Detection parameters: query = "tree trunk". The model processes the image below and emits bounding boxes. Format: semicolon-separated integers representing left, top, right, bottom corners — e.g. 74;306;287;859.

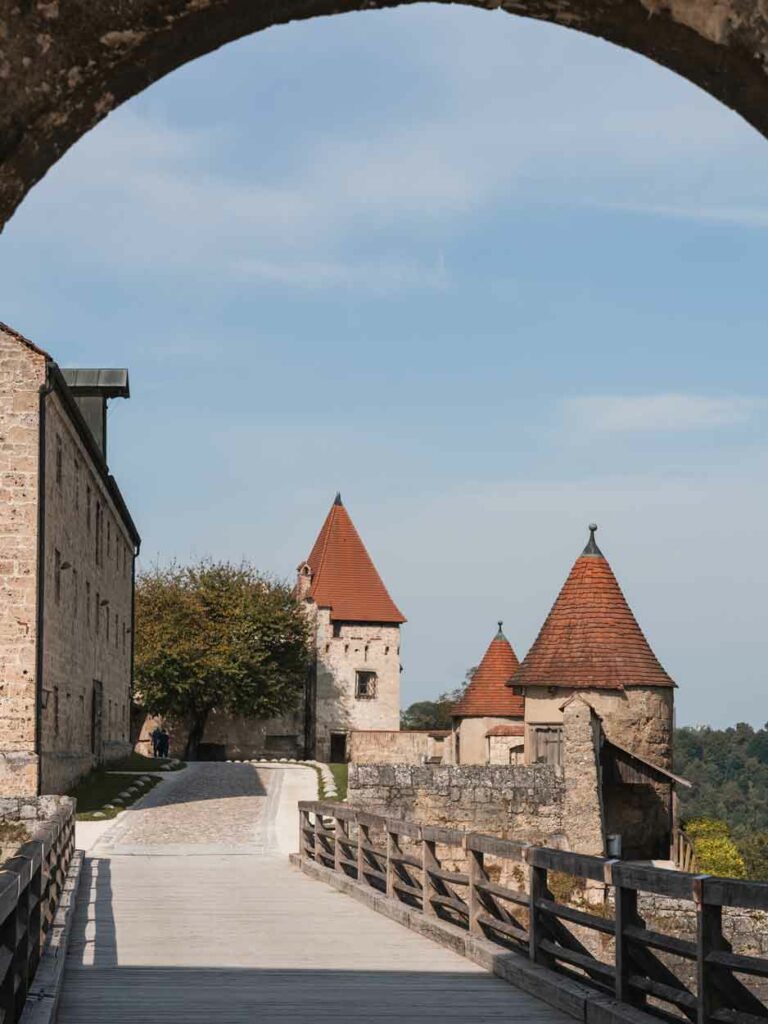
185;708;210;761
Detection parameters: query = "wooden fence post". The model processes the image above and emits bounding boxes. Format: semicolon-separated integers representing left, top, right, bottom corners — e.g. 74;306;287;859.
422;838;438;917
528;853;552;968
696;877;720;1024
468;847;485;936
386;827;397;899
615;880;641;1006
334;813;344;874
298;808;306;859
357;821;368;888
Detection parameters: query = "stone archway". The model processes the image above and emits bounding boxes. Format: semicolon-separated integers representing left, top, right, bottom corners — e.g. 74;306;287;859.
0;0;767;230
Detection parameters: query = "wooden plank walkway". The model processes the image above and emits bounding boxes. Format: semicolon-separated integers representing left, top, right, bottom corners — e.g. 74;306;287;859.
58;764;572;1023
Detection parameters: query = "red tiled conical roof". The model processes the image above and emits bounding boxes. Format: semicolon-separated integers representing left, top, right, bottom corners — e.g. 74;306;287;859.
303;494;405;624
510;526;674;691
451;624;524;717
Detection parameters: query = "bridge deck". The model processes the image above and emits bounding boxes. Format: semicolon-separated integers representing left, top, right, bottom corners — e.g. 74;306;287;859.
58;763;571;1024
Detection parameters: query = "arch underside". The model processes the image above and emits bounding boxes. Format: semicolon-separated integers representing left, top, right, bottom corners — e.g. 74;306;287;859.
0;0;767;229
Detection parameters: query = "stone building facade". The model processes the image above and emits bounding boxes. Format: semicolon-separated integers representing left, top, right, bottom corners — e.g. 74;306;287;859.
136;493;405;763
299;494;404;763
0;322;140;795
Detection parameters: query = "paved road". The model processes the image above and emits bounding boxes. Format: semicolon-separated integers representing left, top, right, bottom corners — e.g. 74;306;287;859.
58;763;571;1023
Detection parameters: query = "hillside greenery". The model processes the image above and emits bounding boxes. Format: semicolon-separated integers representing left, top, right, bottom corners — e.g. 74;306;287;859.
675;722;768;835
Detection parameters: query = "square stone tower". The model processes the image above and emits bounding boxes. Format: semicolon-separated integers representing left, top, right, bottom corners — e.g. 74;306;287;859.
297;494;405;763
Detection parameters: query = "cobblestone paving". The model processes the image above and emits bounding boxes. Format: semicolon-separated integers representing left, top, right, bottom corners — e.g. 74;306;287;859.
95;762;279;853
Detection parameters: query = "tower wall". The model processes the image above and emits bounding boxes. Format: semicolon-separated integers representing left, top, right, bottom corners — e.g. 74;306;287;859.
313;608;400;762
524;685;674;769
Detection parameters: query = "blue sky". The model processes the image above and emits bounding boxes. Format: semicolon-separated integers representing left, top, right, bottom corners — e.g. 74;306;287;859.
1;6;768;727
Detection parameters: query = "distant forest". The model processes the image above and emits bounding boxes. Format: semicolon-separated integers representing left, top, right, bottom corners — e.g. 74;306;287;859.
675;722;768;836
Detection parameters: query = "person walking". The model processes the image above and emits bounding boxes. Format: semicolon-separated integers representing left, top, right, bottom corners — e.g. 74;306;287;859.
159;727;170;759
150;725;162;759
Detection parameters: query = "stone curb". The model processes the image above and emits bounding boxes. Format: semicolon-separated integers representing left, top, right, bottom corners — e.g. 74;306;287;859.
20;849;83;1024
290;854;663;1024
227;758;338;800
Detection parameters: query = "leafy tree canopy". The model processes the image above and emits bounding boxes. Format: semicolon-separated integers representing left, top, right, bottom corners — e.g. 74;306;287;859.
676;721;768;840
135;561;311;758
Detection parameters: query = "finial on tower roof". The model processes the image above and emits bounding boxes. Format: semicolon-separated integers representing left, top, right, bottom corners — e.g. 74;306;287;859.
497;620;504;637
582;522;603;557
333;491;342;506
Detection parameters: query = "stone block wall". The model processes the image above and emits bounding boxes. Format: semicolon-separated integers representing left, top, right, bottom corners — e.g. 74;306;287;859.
348;730;447;765
348;763;566;844
135;707;305;761
313;609;401;761
562;699;605;856
39;390;134;792
0;330;45;795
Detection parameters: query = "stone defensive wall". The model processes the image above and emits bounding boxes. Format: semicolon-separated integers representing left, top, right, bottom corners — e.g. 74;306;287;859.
348;763;566;846
348;730;449;765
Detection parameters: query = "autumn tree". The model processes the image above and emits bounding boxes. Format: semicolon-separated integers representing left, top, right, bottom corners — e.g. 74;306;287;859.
135;561;311;759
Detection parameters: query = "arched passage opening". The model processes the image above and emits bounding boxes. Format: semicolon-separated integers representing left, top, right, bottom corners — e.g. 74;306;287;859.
1;0;768;228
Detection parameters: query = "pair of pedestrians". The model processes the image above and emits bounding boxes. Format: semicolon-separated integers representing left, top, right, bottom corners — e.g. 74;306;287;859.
151;725;171;759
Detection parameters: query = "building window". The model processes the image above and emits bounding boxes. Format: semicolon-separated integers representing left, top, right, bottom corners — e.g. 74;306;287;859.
72;567;78;618
106;607;110;642
86;487;92;532
122;620;126;654
86;580;91;628
531;725;564;766
114;612;118;647
355;671;377;700
54;549;61;604
55;434;62;485
53;686;59;736
95;592;100;634
74;459;80;509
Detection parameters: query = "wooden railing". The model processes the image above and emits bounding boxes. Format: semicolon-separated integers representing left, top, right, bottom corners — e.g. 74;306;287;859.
672;829;698;874
298;801;768;1024
0;801;76;1023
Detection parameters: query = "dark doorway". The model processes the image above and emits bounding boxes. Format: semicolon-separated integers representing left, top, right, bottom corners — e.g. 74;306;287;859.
330;732;347;763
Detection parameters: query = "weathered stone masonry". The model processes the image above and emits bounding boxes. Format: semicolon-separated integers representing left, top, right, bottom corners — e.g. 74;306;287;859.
349;762;566;844
0;323;140;796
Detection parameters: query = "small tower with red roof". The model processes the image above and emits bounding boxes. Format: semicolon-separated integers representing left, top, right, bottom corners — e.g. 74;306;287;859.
450;623;524;765
509;523;675;770
509;524;679;859
298;494;405;763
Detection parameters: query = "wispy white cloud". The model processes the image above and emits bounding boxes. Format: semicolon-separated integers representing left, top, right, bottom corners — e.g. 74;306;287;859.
235;255;447;292
591;201;768;229
564;394;765;433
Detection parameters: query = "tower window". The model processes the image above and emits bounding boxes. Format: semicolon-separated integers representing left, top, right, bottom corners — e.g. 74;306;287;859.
355;671;377;700
332;622;342;638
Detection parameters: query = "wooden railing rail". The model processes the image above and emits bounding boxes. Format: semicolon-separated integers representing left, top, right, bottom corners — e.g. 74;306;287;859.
673;830;698;874
0;801;76;1024
297;801;768;1024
